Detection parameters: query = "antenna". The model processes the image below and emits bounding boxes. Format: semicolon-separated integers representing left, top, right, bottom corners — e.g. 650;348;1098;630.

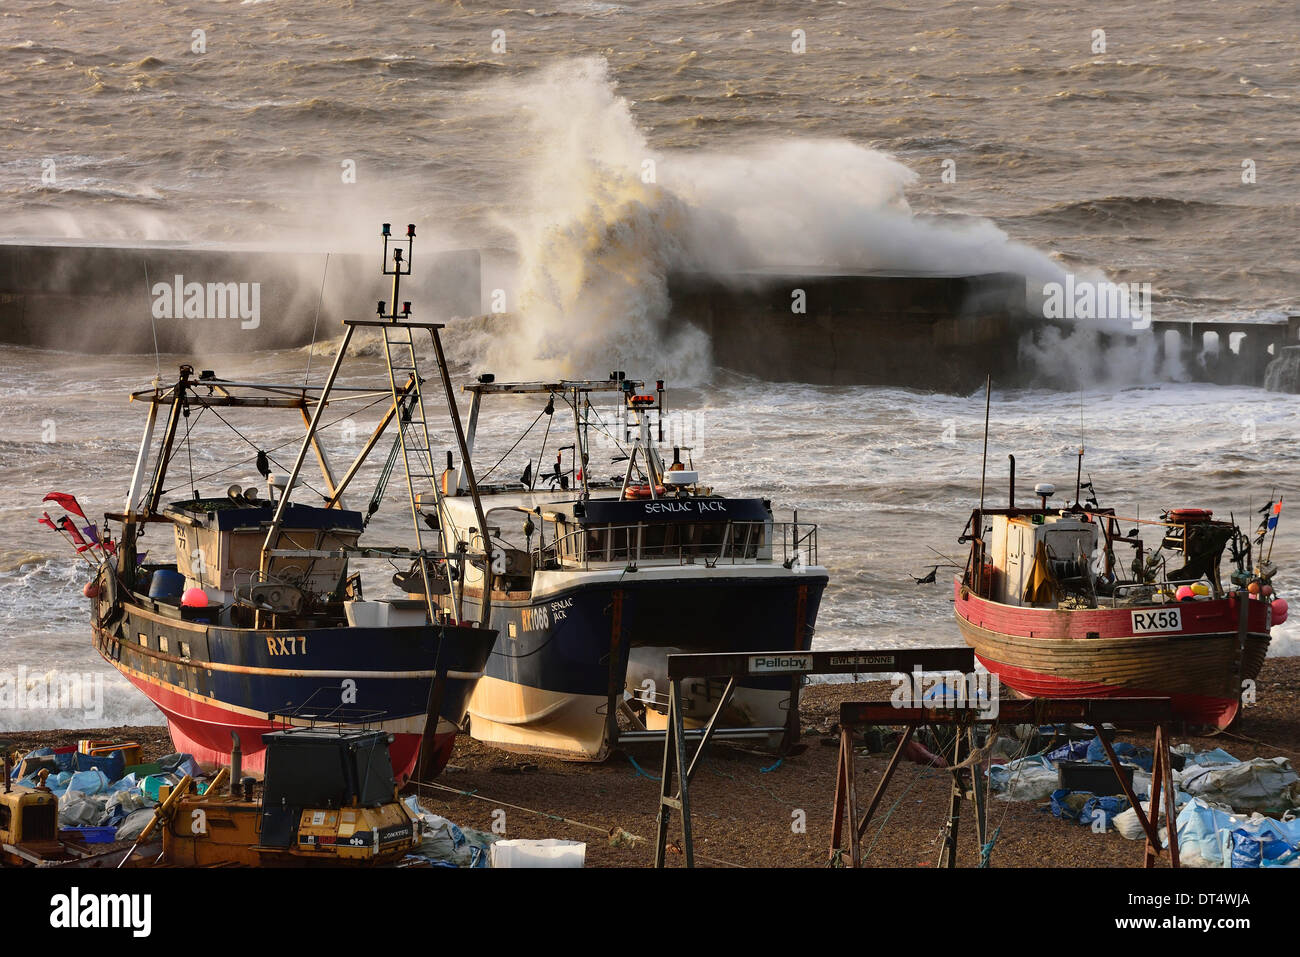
978;374;991;511
378;223;415;323
1074;388;1085;506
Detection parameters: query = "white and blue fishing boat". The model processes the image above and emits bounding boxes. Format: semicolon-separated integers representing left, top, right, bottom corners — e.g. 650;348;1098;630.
404;375;829;759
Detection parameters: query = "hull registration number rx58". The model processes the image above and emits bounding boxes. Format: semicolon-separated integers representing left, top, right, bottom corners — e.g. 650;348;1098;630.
1130;608;1183;634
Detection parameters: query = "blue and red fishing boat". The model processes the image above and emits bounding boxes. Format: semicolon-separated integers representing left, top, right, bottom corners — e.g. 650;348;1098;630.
61;224;500;780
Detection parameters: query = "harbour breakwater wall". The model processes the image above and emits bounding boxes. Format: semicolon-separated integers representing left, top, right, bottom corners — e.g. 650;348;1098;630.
0;240;481;355
0;241;1293;392
667;269;1029;393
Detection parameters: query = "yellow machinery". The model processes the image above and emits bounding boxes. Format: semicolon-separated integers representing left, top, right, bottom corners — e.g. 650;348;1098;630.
0;769;63;866
153;728;422;867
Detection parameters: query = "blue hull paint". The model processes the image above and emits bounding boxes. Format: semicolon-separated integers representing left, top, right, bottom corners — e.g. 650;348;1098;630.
463;574;827;699
103;605;495;727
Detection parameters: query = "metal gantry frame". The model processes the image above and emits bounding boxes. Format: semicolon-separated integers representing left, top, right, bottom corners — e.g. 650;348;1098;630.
652;647;977;868
831;696;1181;869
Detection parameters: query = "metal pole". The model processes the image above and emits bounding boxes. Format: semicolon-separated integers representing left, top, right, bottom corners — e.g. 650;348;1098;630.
427;327;493;626
978;373;991;510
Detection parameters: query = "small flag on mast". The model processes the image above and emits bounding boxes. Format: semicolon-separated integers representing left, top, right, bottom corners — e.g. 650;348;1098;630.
43;492;87;520
57;516;93;552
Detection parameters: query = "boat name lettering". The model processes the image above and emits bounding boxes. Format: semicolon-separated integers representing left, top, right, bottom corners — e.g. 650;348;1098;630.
749;654;812;673
642;500;727;515
521;605;551;632
1130;608;1183;634
266;635;307;656
549;597;574;621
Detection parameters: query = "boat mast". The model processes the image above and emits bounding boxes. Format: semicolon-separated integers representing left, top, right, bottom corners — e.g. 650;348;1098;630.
123;364;191;572
571;386;589;498
425;322;494;626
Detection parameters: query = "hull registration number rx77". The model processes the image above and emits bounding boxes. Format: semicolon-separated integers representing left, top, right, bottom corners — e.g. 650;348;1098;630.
1131;608;1183;634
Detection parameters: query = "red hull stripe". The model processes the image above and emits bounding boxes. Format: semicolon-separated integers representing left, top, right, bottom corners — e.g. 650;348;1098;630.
114;660;449;781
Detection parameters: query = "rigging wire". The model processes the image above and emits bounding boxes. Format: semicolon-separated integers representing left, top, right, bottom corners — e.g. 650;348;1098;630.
477;405;550;482
143;261;160;380
177;391;392;490
303;252;330;389
532;394;556;490
201;404;327;500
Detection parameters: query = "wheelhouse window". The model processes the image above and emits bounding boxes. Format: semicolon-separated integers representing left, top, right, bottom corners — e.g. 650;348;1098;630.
577;521;766;563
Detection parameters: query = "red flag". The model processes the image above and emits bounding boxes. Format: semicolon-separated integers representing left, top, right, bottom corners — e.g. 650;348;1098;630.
43;492;87;520
37;512;59;531
57;516;92;552
102;539;117;556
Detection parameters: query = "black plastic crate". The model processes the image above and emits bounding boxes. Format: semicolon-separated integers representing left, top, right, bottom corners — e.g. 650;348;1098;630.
1057;760;1135;796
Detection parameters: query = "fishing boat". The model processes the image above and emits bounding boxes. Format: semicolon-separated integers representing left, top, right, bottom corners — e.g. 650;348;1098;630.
65;224;499;781
953;454;1284;729
396;374;829;760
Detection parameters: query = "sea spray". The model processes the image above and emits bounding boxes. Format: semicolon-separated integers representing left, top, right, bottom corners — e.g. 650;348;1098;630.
471;58;1088;383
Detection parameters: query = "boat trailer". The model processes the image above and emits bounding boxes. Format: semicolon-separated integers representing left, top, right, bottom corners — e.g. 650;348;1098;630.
652;646;976;867
830;696;1181;869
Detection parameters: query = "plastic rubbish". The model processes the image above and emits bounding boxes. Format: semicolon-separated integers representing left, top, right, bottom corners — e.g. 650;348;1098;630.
1049;790;1130;826
142;772;181;802
157;753;202;778
1222;816;1300;868
1180;758;1300;813
105;786;151;826
990;755;1060;802
58;789;110;828
1085;735;1154;772
1185;747;1238;767
1081;794;1131;828
402;795;497;868
1173;798;1244;867
1045;740;1091;763
114;807;157;842
67;768;111;796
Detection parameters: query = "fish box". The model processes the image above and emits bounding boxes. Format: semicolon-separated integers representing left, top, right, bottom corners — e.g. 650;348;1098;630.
1057;761;1135;796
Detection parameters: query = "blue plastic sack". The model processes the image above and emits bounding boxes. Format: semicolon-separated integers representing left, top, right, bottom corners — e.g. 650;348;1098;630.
1187;747;1238;767
67;768;111;796
1050;789;1088;821
1050;789;1130;826
1085;735;1153;772
1045;740;1091;763
158;752;202;778
1081;794;1131;828
1222;817;1300;868
41;771;74;796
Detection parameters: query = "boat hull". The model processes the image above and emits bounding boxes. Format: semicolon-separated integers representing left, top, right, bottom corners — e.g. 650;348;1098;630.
953;580;1271;728
460;567;828;760
93;597;495;781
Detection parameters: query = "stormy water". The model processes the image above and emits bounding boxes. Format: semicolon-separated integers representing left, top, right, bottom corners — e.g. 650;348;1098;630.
0;0;1297;727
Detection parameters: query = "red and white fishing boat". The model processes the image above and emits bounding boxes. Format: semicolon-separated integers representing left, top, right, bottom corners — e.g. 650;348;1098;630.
953;458;1285;729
